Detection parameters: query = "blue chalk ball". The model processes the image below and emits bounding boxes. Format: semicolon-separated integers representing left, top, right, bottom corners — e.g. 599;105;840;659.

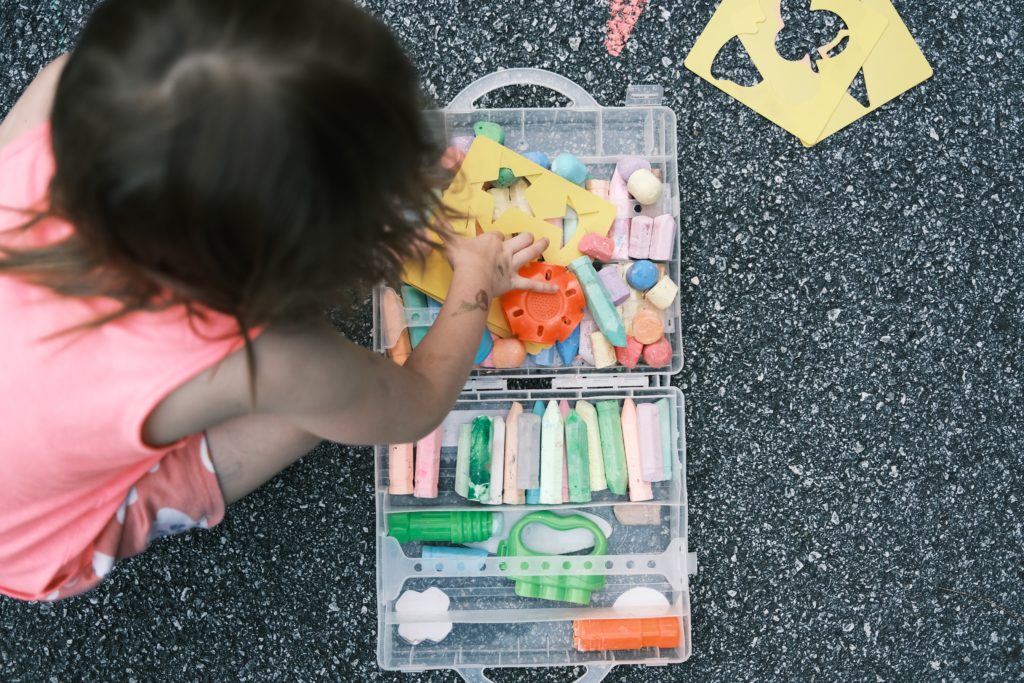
550;152;588;186
626;260;659;291
523;151;551;169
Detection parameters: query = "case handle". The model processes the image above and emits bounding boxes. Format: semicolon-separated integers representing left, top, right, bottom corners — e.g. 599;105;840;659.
456;664;614;683
448;68;600;110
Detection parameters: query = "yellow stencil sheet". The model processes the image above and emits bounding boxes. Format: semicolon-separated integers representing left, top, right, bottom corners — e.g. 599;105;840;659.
684;0;889;143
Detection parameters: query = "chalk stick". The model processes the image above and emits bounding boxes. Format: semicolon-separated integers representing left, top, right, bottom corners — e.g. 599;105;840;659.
586;178;610;199
595;400;628;495
525;401;545;504
620;399;653;501
474;330;494;365
569;256;627;347
539;401;565;505
413;426;442;498
489;186;512;220
400;285;430;348
559;400;571;503
578;317;596;365
628;216;654;260
467;416;492;502
563;207;579;246
556;324;581;366
591;331;617;369
382;288;412;365
598;266;630;305
565;411;592;503
609;171;631;260
388;443;414;495
656;398;673;480
423;545;488;559
516;413;541;490
508;179;531;213
455;423;471;498
489;416;505;504
649;214;676;261
503;402;525;504
574;400;607;492
530;345;558;367
637;403;666;482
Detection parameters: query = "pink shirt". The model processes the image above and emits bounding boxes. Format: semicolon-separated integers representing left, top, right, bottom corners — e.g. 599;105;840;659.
0;123;245;600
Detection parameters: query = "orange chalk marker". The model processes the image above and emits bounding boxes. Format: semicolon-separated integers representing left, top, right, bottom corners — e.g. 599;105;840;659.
573;617;681;652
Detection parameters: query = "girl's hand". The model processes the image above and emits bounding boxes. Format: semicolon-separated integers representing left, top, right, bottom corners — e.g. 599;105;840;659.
444;232;557;298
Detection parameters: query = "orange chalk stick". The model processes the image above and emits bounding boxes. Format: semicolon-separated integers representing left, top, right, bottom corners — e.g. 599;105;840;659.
573;617;681;652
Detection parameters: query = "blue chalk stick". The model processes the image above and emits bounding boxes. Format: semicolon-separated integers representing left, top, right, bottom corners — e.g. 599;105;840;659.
526;400;546;504
626;260;659;291
400;286;430;348
423;546;489;559
556;325;581;366
529;346;557;367
475;330;494;365
523;151;551;169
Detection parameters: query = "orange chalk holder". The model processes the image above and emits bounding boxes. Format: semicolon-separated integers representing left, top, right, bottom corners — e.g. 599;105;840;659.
573;617;681;652
500;262;585;345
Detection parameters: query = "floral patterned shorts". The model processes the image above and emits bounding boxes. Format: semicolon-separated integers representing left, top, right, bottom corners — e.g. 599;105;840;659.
45;434;225;601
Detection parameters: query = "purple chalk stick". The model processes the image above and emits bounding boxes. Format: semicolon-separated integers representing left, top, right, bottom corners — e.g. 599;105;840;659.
598;266;630;305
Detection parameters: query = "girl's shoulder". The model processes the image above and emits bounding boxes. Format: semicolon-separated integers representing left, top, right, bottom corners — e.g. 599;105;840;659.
0;121;60;240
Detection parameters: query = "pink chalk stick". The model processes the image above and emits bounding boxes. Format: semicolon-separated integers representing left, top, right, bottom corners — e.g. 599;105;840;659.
586;179;610;199
649;214;676;261
620;399;653;501
413;428;442;498
559;400;571;503
629;215;654;260
614;336;643;369
610;217;631;261
579;233;615;262
642;337;672;368
609;169;630;202
389;443;415;495
598;266;630;305
637;403;666;482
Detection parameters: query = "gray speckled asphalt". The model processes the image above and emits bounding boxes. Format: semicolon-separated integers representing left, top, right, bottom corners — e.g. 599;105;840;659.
2;0;1022;681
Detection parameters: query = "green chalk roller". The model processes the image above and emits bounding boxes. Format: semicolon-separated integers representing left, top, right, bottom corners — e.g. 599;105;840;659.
388;511;502;544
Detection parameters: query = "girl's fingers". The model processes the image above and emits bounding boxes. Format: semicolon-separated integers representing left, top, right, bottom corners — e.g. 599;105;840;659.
510;236;550;270
503;231;535;254
512;275;560;294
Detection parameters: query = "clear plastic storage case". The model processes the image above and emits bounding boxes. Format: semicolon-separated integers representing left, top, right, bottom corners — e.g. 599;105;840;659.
372;69;694;683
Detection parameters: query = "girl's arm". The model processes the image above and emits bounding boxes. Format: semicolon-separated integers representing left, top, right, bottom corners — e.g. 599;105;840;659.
0;55;67;152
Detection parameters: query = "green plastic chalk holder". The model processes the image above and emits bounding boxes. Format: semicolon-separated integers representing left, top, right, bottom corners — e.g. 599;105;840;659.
496;511;608;605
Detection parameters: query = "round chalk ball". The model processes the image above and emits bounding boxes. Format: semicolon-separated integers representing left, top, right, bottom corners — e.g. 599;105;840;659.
551;152;588;186
615;156;651;183
523;151;551;169
494;167;518;188
473;121;505;144
642;337;672;368
492;338;527;368
626;260;659;291
626;168;662;206
631;309;665;345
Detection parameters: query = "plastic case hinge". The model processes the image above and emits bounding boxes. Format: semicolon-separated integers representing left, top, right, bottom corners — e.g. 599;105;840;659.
550;374;651;390
462;377;508;392
624;84;664;107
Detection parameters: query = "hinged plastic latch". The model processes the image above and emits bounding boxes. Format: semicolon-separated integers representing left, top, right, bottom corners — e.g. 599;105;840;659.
625;84;664;107
463;377;508;392
551;374;651;390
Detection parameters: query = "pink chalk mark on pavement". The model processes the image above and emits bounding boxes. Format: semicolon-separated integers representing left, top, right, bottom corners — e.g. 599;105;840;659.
605;0;648;57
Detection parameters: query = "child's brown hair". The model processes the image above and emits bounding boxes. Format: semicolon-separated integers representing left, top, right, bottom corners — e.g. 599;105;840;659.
1;0;441;335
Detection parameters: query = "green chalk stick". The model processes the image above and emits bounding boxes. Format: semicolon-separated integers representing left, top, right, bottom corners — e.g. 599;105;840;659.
565;411;592;503
595;400;628;495
575;400;606;492
400;285;429;348
539;401;564;505
656;398;673;480
455;423;471;498
468;416;493;502
568;256;627;347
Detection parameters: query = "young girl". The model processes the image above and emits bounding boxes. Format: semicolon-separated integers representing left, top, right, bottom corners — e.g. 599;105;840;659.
0;0;551;601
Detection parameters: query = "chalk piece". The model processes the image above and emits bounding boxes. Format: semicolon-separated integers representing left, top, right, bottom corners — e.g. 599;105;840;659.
400;285;430;348
585;178;609;199
656;398;673;480
563;207;579;246
591;331;618;369
493;338;527;368
642;337;673;368
413;426;442;499
645;276;679;310
381;288;412;365
488;416;505;504
516;413;542;492
559;400;571;503
551;152;588;186
565;411;592;503
578;317;597;365
579;233;615;262
503;403;526;504
649;214;676;261
632;308;665;345
618;299;642;336
596;400;628;495
526;400;546;504
598;266;630;305
626;168;662;206
575;401;607;492
488;186;512;220
620;399;653;501
569;256;627;347
494;167;518;188
395;588;452;645
615;156;651;183
474;330;494;365
626;259;659;292
450;135;474;153
388;443;414;495
539;401;565;504
455;423;472;498
468;416;493;502
423;545;488;559
608;171;631;260
473;121;505;144
556;324;581;366
637;403;666;482
613;504;663;526
530;345;558;367
609;169;630;201
628;216;654;260
508;179;531;213
614;336;643;369
523;151;550;169
610;217;630;261
441;146;465;172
